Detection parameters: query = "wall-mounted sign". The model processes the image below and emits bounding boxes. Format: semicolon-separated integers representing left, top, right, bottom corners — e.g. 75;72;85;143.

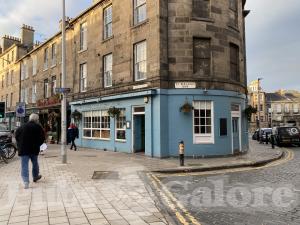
16;102;26;117
133;84;148;90
175;82;196;89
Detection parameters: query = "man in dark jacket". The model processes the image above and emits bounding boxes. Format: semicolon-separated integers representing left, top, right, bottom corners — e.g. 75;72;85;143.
15;113;45;189
67;123;79;151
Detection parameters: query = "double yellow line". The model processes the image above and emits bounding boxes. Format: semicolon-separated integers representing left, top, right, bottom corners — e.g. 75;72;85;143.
148;149;294;225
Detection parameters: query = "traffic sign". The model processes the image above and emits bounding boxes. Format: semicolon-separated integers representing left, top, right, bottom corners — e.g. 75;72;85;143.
16;102;26;117
55;88;71;93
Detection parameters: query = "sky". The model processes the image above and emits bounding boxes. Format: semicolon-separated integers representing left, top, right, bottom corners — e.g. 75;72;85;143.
0;0;299;92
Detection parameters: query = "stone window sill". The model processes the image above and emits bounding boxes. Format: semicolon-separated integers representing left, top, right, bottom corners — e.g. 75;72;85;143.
131;19;149;29
78;48;88;54
191;17;215;23
102;35;114;44
227;24;240;32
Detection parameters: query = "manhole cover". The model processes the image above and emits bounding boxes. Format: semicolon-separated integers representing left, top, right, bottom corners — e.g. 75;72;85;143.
92;171;119;180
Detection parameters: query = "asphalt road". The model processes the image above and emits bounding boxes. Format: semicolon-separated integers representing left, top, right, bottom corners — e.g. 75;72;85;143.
157;146;300;225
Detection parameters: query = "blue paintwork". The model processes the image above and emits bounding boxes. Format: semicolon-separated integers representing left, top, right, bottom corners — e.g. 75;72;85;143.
71;88;249;158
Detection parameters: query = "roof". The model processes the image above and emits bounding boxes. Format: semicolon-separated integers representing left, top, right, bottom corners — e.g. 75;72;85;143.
266;92;300;103
18;0;106;62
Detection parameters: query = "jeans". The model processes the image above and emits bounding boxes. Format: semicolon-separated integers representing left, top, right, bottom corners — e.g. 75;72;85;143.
70;138;77;150
20;155;39;183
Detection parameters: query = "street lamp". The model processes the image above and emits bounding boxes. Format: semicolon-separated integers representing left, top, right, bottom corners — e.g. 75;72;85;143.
61;0;67;163
257;78;263;142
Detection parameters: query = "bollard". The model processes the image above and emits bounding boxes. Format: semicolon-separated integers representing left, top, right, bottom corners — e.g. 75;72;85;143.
271;135;275;149
179;141;185;166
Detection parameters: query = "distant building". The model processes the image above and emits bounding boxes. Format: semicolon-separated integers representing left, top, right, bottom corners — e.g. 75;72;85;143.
266;90;300;127
0;25;34;129
248;80;268;133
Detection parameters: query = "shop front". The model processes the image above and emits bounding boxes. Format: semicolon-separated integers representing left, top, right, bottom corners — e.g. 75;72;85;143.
71;89;249;158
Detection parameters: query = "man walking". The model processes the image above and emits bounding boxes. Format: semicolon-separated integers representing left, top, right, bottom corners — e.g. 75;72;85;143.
15;113;45;189
67;123;79;151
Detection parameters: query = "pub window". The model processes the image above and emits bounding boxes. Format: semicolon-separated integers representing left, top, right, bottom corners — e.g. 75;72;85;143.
193;101;214;144
83;111;111;140
230;43;240;82
193;38;211;76
193;0;210;18
116;110;126;141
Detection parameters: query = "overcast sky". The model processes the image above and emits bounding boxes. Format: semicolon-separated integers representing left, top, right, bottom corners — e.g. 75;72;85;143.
0;0;299;92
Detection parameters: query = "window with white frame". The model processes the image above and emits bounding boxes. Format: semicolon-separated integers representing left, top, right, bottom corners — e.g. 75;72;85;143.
83;111;110;139
21;61;26;80
80;63;87;92
32;83;37;104
193;101;214;144
32;55;37;75
276;104;282;113
51;76;56;96
44;48;49;70
293;104;299;113
103;5;113;39
51;43;57;66
44;79;49;98
116;110;126;141
80;22;87;50
134;0;147;25
285;104;290;113
104;53;112;87
134;41;147;81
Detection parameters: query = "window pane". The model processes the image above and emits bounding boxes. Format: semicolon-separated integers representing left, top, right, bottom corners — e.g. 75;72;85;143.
194;126;200;134
92;130;101;138
117;130;126;140
101;130;110;139
200;110;205;117
194;109;200;117
200;126;206;134
83;130;91;137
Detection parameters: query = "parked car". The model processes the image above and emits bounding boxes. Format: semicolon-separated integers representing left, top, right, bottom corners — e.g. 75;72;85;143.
0;124;13;145
261;128;272;142
252;128;272;142
273;126;300;147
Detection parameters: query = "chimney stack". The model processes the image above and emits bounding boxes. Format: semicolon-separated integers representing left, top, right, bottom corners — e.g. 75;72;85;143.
1;35;21;52
20;24;34;50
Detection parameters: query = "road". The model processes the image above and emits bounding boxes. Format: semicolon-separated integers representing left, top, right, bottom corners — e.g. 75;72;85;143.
155;146;300;225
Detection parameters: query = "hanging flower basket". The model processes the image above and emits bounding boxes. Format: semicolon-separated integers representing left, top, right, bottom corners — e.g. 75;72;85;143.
244;105;257;121
180;101;194;113
108;107;121;118
71;110;82;122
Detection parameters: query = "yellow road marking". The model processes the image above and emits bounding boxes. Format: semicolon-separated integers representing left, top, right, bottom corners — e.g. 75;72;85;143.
148;149;294;225
149;173;202;225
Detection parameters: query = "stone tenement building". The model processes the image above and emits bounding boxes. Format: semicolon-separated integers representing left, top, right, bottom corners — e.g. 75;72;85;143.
4;0;249;157
0;25;33;128
248;80;269;133
266;90;300;127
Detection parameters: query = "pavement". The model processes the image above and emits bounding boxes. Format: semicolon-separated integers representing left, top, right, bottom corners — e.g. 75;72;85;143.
0;140;284;225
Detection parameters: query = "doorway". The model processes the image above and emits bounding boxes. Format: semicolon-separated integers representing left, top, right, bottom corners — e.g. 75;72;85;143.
232;117;240;153
133;107;145;153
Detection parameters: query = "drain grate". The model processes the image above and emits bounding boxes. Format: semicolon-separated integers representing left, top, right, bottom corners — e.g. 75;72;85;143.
92;171;119;180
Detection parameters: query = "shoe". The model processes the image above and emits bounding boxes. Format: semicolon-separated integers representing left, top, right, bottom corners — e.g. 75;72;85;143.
33;175;42;182
24;182;29;189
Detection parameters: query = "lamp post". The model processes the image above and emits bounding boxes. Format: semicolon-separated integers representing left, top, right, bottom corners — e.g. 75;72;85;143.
61;0;67;163
257;78;263;142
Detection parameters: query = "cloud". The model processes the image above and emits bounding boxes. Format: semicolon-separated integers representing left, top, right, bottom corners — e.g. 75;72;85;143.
245;0;300;91
0;0;91;40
